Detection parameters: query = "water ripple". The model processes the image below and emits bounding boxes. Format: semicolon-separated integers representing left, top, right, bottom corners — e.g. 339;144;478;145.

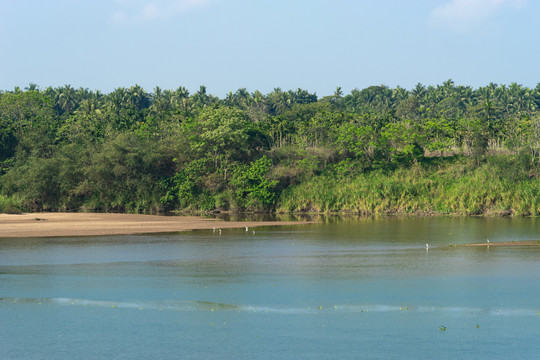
1;297;538;316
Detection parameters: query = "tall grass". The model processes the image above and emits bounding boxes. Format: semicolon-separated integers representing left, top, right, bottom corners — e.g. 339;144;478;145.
277;160;540;216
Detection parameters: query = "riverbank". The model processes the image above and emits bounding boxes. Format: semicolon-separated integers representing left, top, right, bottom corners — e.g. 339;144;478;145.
0;213;316;238
1;156;538;217
277;161;539;216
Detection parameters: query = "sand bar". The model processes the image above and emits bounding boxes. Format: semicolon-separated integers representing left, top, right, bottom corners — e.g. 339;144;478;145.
0;213;316;238
463;240;540;247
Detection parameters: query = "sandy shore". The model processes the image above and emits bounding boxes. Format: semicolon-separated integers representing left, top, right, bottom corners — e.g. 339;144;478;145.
0;213;316;238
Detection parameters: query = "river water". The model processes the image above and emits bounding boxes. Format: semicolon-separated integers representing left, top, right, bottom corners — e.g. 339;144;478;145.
1;217;539;359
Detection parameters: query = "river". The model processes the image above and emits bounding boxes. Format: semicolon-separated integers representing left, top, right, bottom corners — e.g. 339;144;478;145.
1;216;539;359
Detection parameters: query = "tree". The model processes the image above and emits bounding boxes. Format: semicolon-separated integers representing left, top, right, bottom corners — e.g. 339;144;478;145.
56;85;78;115
522;114;540;164
0;124;17;173
231;156;277;207
191;107;252;169
457;116;483;155
81;134;171;212
126;84;150;110
161;158;207;209
422;117;455;157
378;121;423;165
336;121;376;165
191;85;218;109
267;88;292;115
0;91;55;138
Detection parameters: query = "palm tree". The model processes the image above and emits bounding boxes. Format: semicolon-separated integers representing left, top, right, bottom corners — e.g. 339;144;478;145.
152;86;163;102
170;86;191;114
191;85;212;108
439;79;455;98
25;83;39;92
57;85;78;114
77;98;99;115
104;87;127;115
150;86;169;116
175;86;190;99
424;85;442;108
412;83;426;100
288;88;317;105
393;86;410;103
453;85;474;112
126;84;149;110
267;88;291;115
234;88;251;107
252;90;265;105
223;91;235;106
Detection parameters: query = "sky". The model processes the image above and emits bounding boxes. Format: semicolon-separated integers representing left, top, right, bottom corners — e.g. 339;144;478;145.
1;0;539;97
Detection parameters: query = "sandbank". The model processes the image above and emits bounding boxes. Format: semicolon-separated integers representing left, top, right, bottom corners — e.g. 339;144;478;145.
0;213;316;238
463;240;540;247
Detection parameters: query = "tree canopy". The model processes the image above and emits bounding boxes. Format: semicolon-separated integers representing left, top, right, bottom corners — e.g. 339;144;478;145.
1;81;539;215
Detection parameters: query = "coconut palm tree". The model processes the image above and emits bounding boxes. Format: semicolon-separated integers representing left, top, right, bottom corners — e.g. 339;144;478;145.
126;84;149;110
150;86;169;116
57;85;78;114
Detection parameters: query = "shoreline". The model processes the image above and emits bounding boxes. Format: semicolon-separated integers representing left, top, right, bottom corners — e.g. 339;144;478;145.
0;213;317;238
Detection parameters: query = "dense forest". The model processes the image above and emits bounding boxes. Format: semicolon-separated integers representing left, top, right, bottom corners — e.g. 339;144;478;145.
1;81;539;216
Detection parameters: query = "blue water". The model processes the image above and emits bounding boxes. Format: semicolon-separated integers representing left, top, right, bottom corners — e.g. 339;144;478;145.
1;217;539;359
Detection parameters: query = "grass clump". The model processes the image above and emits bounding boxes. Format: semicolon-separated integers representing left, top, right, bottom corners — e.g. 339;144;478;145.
277;157;540;216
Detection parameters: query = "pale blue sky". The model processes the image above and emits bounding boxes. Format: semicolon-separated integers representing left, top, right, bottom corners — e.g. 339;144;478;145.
1;0;539;96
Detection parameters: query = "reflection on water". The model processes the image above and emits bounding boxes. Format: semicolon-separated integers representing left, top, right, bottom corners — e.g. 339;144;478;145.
1;217;539;360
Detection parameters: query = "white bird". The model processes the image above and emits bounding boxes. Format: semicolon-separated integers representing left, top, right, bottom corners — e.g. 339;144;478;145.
212;227;216;233
252;230;255;235
219;229;222;235
245;226;249;231
487;239;490;243
425;243;429;250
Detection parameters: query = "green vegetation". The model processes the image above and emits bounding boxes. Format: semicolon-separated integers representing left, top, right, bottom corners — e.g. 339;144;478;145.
278;158;539;216
1;81;539;216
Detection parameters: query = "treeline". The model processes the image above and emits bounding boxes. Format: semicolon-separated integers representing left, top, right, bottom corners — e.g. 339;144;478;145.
0;81;539;215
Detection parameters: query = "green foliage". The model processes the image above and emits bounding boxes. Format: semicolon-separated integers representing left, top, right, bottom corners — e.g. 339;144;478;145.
162;159;208;209
337;122;376;163
191;107;252;166
0;194;24;213
1;82;539;215
0;91;56;136
422;117;455;155
278;159;539;216
232;156;277;208
0;126;17;163
84;134;170;212
2;155;63;210
377;121;423;166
